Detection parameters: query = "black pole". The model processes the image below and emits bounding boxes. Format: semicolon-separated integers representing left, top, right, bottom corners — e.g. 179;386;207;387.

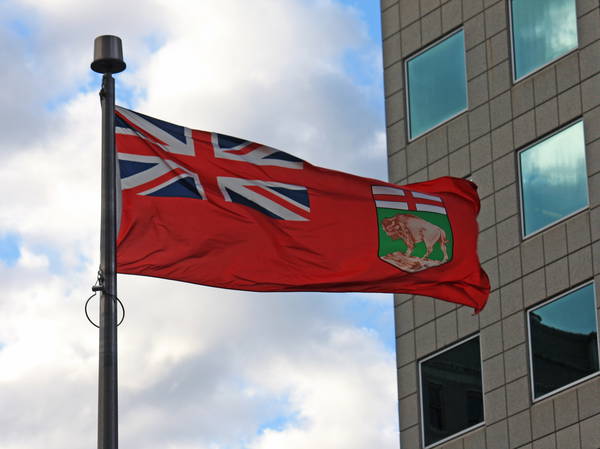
91;35;126;449
98;72;118;449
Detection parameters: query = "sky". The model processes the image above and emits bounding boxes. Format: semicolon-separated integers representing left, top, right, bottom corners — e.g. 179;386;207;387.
0;1;399;448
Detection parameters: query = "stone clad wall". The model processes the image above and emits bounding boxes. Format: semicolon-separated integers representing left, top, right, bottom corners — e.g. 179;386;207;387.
380;0;600;448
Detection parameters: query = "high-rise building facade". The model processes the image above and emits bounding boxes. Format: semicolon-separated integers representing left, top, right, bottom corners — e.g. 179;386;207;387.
380;0;600;448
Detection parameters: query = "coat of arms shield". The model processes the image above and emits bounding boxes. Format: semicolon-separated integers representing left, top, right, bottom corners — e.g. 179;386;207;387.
372;185;454;273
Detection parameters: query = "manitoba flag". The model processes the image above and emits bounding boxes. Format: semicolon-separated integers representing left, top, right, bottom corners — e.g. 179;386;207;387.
115;107;490;311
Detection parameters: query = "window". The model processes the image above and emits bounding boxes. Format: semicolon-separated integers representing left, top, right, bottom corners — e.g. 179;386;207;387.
528;282;599;400
518;120;589;237
419;335;484;447
428;382;444;430
510;0;578;80
406;29;467;140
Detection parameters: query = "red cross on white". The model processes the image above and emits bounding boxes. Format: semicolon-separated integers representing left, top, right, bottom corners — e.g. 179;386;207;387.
371;185;447;215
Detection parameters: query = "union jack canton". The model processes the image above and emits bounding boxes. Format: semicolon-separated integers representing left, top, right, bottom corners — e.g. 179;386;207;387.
115;106;311;221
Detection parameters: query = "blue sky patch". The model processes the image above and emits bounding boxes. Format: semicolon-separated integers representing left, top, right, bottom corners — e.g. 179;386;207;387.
339;294;395;352
257;408;300;434
44;83;94;112
0;232;21;266
143;33;166;53
338;0;382;42
6;17;33;39
337;0;385;109
30;243;64;274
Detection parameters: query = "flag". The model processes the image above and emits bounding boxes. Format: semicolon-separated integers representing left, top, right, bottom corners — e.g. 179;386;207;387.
115;107;490;311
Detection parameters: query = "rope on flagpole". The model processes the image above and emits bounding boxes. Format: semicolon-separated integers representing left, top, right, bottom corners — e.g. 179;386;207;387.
85;270;125;328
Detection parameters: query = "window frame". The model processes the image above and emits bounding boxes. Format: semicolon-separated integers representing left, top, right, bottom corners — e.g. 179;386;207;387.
404;27;469;142
508;0;579;83
418;334;485;448
517;119;590;239
527;280;600;403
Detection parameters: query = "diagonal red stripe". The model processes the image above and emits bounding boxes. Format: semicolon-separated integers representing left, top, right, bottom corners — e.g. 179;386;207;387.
246;185;310;220
127;168;190;195
222;142;262;155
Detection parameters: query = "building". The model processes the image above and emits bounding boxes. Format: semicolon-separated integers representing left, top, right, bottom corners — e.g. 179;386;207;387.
380;0;600;448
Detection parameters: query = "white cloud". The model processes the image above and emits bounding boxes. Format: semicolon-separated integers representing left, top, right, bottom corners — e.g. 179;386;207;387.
246;327;398;449
128;0;385;178
0;1;395;448
0;92;100;270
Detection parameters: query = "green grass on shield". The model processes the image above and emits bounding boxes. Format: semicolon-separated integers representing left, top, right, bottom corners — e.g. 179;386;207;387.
376;208;454;261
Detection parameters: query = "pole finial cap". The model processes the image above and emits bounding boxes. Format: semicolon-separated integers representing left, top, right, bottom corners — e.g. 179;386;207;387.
91;35;126;74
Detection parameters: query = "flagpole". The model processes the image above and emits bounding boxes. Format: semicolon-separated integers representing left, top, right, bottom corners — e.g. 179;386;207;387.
91;35;126;449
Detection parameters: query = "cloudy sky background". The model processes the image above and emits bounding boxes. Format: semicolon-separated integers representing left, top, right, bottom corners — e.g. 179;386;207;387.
0;1;399;448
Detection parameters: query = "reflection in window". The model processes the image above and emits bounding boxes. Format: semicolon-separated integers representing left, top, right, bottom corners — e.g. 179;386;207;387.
420;336;483;447
510;0;578;80
406;30;467;140
529;282;599;400
519;121;589;237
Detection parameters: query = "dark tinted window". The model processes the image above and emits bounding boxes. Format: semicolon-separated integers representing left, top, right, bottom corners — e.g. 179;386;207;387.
529;283;599;399
420;336;483;446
